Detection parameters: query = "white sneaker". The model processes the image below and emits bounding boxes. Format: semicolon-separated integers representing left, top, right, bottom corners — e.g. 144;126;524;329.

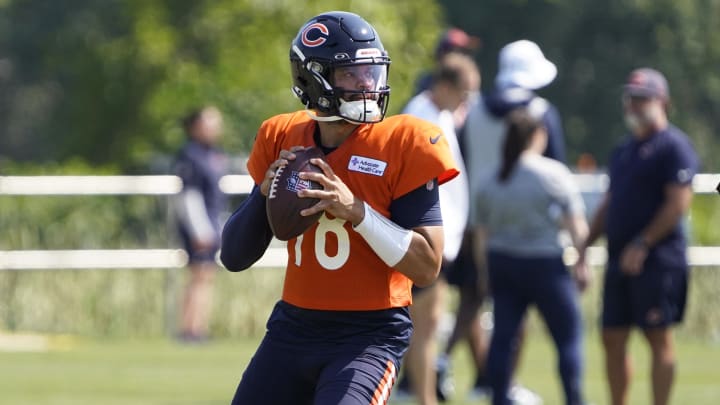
509;384;543;405
435;356;455;402
467;385;492;402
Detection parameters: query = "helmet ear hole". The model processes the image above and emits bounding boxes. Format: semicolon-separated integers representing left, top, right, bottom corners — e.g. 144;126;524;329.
308;61;324;74
318;97;331;108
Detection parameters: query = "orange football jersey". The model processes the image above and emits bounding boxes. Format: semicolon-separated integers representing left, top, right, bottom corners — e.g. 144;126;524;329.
246;111;459;310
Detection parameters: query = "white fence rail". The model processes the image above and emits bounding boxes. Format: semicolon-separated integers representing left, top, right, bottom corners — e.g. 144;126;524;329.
1;174;719;271
2;173;718;195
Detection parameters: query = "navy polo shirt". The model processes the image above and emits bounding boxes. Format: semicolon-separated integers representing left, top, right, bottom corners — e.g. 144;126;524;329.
174;140;229;233
605;125;699;267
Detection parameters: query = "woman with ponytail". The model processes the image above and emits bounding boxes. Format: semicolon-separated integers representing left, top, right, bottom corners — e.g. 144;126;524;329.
472;108;591;405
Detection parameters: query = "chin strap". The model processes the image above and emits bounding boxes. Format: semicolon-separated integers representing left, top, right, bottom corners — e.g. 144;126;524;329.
304;109;344;122
339;99;382;123
304;99;382;124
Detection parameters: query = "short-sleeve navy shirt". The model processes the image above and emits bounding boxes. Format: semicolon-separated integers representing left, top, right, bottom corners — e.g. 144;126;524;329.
174;140;229;233
606;125;699;267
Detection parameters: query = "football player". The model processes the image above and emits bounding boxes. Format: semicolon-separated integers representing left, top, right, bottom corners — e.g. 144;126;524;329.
220;11;459;405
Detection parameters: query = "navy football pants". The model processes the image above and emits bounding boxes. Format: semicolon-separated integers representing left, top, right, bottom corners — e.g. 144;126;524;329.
486;251;584;405
231;301;409;405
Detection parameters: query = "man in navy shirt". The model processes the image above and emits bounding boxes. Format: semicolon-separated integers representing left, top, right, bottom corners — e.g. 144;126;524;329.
173;106;228;342
577;68;699;405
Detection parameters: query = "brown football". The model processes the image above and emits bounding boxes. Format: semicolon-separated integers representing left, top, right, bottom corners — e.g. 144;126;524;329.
266;146;325;241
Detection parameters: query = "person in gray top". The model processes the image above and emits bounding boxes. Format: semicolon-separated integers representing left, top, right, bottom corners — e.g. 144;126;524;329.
473;108;590;405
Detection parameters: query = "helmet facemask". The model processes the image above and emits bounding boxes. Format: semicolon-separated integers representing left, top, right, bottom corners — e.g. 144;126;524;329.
331;62;390;123
292;50;390;124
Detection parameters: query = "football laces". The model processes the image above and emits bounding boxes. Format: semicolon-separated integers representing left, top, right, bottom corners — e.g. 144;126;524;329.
268;165;285;199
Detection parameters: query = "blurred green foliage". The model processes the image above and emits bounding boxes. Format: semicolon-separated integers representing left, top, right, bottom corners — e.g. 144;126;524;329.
690;195;720;245
0;0;442;169
443;0;720;169
2;264;720;340
1;1;718;170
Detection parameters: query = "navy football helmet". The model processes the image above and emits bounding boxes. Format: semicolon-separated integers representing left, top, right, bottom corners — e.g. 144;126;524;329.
290;11;391;124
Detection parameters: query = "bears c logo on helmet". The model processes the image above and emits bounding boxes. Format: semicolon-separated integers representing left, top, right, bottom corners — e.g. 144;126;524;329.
301;23;329;47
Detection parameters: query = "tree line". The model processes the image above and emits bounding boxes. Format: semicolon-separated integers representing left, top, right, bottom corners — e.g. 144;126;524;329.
1;0;718;171
444;0;720;169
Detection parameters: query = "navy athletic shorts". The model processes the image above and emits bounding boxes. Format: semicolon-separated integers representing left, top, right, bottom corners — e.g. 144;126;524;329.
602;259;688;329
231;301;412;405
412;231;486;296
178;226;219;264
445;242;479;288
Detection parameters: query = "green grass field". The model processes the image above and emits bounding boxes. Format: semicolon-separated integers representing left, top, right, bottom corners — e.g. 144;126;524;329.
1;330;719;405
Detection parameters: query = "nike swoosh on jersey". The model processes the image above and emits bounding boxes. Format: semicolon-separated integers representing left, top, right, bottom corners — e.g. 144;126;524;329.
429;134;443;144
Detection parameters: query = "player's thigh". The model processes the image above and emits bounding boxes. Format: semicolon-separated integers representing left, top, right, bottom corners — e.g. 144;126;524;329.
231;335;315;405
409;280;446;334
630;266;688;328
315;350;399;405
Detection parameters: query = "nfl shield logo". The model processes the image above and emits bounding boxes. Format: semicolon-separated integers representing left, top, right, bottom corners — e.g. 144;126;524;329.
286;171;312;193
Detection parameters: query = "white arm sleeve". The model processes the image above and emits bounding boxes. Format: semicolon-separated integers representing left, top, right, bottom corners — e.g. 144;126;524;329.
173;188;216;242
353;202;413;267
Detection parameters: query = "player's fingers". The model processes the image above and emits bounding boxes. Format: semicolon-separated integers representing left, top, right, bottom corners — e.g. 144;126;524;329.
300;200;328;217
278;149;297;161
574;265;590;292
619;250;631;273
297;188;333;200
624;259;640;275
310;158;335;177
298;171;330;187
277;145;306;160
620;260;632;275
266;159;289;179
260;159;289;196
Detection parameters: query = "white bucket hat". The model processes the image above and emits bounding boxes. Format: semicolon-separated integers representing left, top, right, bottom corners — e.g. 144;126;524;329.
495;40;557;90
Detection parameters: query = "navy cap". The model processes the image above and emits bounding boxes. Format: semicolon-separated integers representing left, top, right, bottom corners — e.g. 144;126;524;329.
435;28;480;59
623;68;669;100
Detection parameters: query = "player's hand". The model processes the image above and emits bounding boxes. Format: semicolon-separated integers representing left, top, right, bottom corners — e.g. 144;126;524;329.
620;243;648;275
572;260;592;293
259;146;306;197
571;246;592;292
297;158;365;225
192;238;216;253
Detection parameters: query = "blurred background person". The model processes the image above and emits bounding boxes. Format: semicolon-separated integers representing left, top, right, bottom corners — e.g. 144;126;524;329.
412;28;481;97
408;27;481;135
465;39;565;184
474;108;590;405
173;106;228;342
461;38;567;404
576;68;700;405
395;52;479;405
